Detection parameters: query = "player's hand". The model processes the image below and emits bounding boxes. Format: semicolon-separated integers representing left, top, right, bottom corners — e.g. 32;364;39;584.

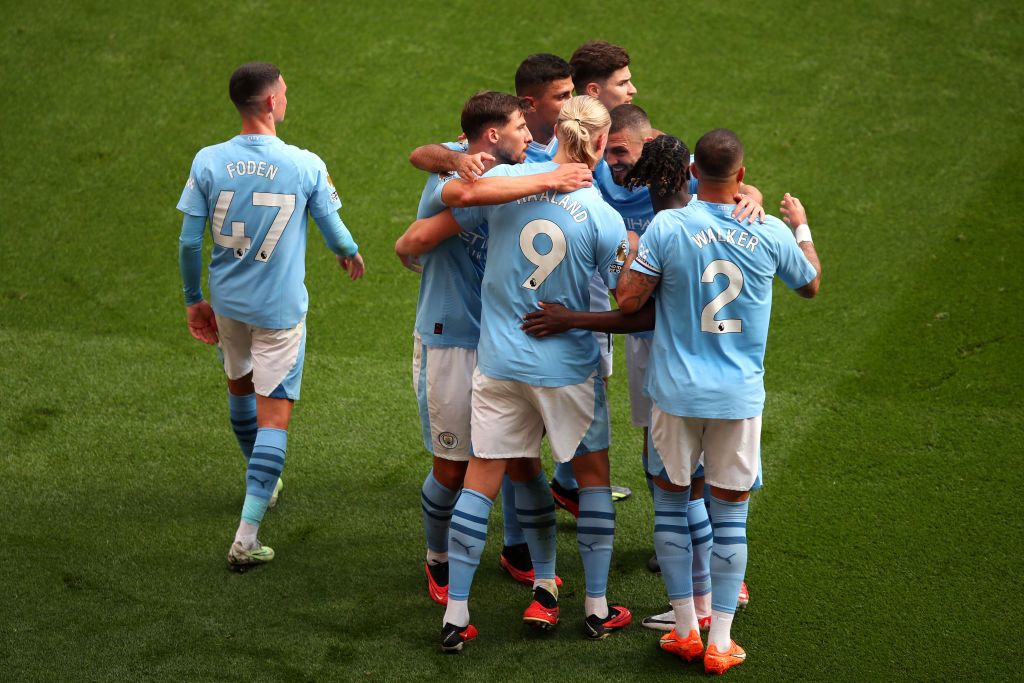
780;193;808;229
186;301;218;345
456;152;495;182
337;252;365;280
548;163;593;193
732;193;765;224
521;301;574;337
398;252;422;274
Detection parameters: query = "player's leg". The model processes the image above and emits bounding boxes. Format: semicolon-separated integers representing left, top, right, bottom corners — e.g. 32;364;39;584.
507;458;560;630
442;455;505;652
224;317;305;569
227;375;257;462
646;406;704;661
413;337;473;604
687;473;714;629
702;416;760;675
441;371;544;650
539;373;630;638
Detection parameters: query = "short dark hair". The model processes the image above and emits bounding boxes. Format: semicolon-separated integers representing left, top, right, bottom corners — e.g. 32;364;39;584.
625;134;691;197
514;53;573;96
229;62;281;114
570;41;630;91
460;91;529;141
694;128;744;181
609;103;649;135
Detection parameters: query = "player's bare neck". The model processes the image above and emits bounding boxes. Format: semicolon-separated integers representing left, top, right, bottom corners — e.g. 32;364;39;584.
697;183;739;204
240;115;277;137
526;119;554;147
653;191;690;213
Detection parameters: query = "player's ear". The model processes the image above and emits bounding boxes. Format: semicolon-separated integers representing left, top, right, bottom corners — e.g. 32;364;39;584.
585;82;601;99
736;166;745;183
487;127;500;144
521;95;537;112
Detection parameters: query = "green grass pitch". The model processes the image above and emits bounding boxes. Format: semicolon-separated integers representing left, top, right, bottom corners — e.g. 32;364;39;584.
2;1;1022;680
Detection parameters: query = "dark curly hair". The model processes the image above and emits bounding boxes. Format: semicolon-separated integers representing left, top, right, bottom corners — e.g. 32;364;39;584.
624;134;690;198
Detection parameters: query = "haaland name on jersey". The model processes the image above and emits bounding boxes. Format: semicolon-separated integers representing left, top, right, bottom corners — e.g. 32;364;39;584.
516;190;590;223
690;225;761;252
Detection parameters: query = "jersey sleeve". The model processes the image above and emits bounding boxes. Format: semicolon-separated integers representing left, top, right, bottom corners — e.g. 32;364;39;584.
774;226;818;289
306;152;343;219
450;163;512;230
176;152;209;217
632;219;663;276
595;206;629;290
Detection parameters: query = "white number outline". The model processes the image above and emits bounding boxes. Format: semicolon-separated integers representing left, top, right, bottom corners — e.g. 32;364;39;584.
209;191;297;262
700;259;744;334
519;218;567;290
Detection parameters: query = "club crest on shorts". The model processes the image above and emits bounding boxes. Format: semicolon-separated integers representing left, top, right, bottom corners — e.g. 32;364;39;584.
438;432;460;449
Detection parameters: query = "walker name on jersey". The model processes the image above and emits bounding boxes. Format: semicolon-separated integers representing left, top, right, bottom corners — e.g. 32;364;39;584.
515;190;589;223
690;226;760;253
224;160;280;181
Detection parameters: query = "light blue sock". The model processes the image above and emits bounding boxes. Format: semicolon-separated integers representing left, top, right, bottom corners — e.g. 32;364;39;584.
241;427;286;525
501;475;526;546
652;485;693;600
553;461;578;490
513;473;557;580
688;498;713;598
448;489;493;602
421;472;458;554
709;496;749;614
577;486;614;598
227;391;257;461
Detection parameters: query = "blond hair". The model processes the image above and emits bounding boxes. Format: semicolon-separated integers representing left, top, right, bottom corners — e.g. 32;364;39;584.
555;95;611;167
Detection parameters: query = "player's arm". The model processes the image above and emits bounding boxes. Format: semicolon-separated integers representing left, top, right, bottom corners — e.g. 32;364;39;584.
522;299;655;337
395;208;463;257
441;163;592;207
408;143;494;181
779;193;821;298
178;213;218;345
313;211;364;281
733;182;766;224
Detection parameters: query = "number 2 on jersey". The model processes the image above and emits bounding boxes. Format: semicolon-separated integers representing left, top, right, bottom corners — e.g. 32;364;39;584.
210;191;296;262
701;259;744;333
519;219;567;290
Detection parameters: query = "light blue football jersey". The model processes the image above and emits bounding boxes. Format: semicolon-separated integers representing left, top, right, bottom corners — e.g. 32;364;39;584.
413;142;488;348
525;137;558;163
594;159;656;340
453;162;628;387
177;134;350;329
594;159;654;236
632;200;817;419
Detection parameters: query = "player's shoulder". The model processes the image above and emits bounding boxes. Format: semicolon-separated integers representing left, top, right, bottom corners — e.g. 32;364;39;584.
278;141;328;170
749;214;793;247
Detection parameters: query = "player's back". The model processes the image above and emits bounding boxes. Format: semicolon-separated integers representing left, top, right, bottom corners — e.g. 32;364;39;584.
455;161;627;387
638;200;815;418
179;134;338;329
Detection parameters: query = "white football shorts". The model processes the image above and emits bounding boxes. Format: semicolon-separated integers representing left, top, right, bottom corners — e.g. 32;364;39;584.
625;335;652;427
412;333;475;461
216;315;306;400
470;368;609;462
648;403;761;491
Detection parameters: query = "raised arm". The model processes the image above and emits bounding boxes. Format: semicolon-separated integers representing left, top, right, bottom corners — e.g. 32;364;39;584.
780;192;821;298
395;208;464;257
441;163;592;207
408;143;494;180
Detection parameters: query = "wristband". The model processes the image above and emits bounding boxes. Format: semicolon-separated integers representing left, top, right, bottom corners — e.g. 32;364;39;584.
793;223;812;243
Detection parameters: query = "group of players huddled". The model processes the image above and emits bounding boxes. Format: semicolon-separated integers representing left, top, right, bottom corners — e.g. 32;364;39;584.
177;41;820;676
